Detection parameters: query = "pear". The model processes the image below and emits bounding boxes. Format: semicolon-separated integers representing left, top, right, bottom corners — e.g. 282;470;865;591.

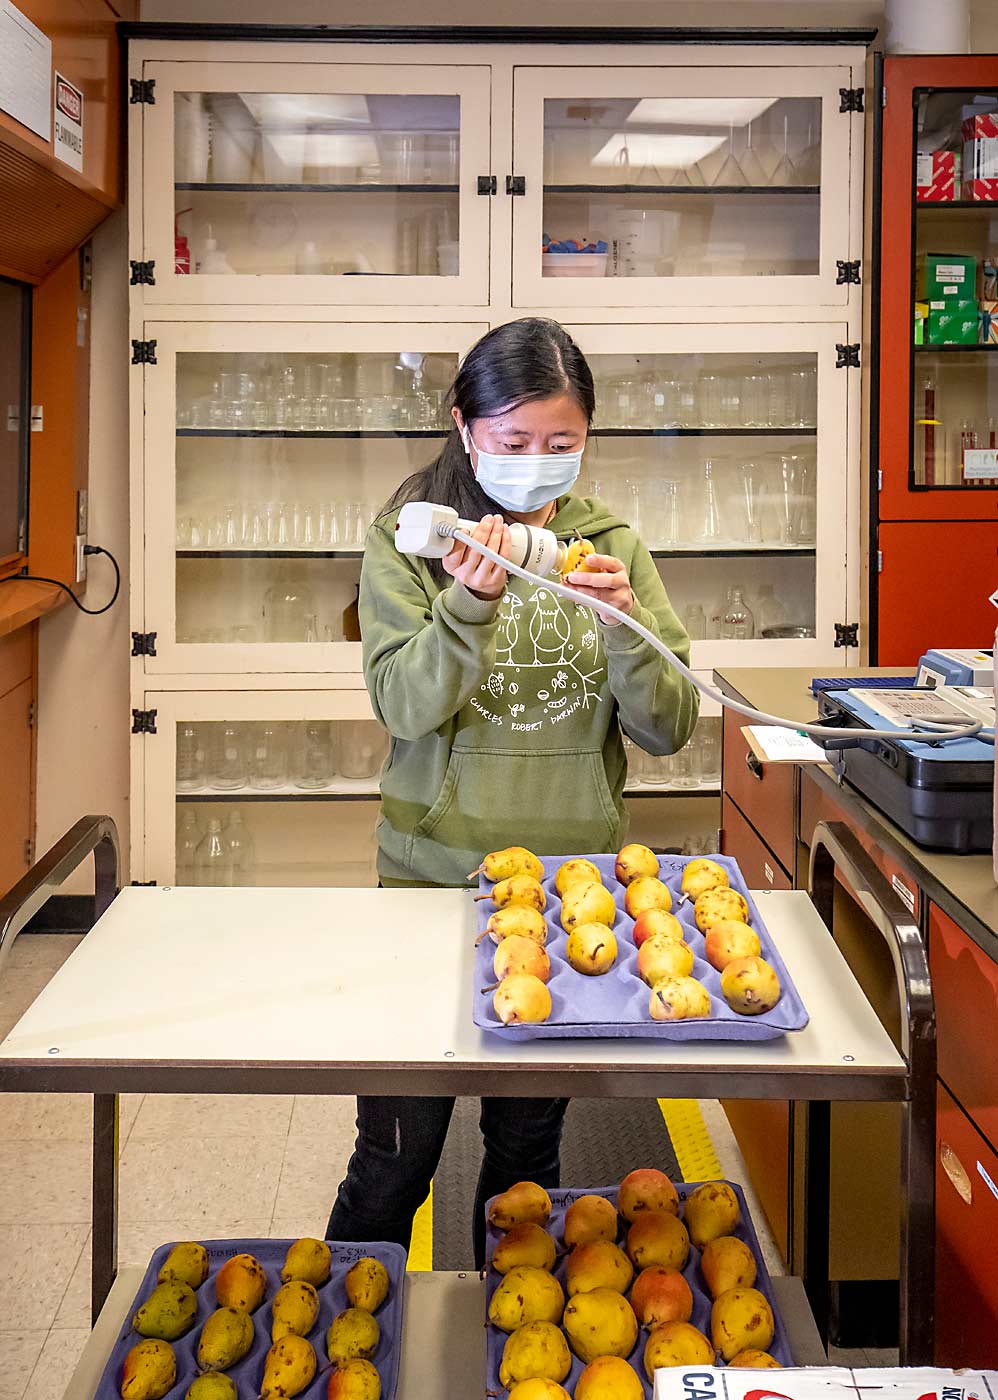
489;1265;565;1331
720;956;781;1016
494;935;551;984
560;881;616;932
562;1286;638;1364
131;1280;197;1341
157;1241;208;1290
729;1349;782;1368
693;887;749;932
499;1322;571;1388
624;876;672;919
563;1194;618;1248
260;1334;317;1399
196;1307;255;1372
281;1235;331;1287
560;536;596;581
614;843;659;885
326;1360;381;1400
327;1307;380;1367
681;857;730;901
184;1377;237;1400
684;1182;741;1249
484;905;548;948
700;1235;757;1298
494;973;552;1025
575;1356;644;1400
565;1240;633;1296
618;1168;680;1222
479;874;547;913
626;1212;690;1272
472;846;544;883
270;1279;320;1341
215;1252;266;1311
345;1257;389;1313
711;1286;774;1362
704;920;761;972
643;1321;714;1376
492;1221;557;1274
554;857;602;897
120;1339;176;1400
636;935;694;986
489;1180;552;1230
565;921;617;976
632;908;685;949
649;975;712;1021
630;1266;694;1328
507;1381;572;1400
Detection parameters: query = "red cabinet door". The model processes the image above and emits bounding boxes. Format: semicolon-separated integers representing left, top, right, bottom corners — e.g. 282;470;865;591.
935;1081;998;1367
877;521;998;665
930;903;998;1152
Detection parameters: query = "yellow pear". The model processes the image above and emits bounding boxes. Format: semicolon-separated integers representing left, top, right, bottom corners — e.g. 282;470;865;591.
711;1286;775;1362
720;956;781;1016
694;887;749;931
614;843;659;885
492;1221;557;1274
131;1280;197;1341
561;882;616;932
184;1376;237;1400
563;1194;618;1248
636;934;694;986
494;935;551;984
681;858;730;901
649;976;712;1021
700;1236;757;1298
327;1307;379;1367
215;1252;266;1311
494;973;552;1025
565;922;617;976
562;1287;638;1364
482;874;547;913
554;858;602;897
120;1339;176;1400
344;1257;389;1313
499;1322;571;1389
618;1168;680;1222
703;921;761;972
626;1211;690;1272
560;536;596;581
484;905;548;947
271;1280;320;1341
326;1360;381;1400
684;1182;741;1249
196;1307;255;1372
488;1265;565;1331
489;1180;552;1230
625;876;672;919
643;1321;715;1376
729;1349;782;1368
575;1355;644;1400
260;1334;317;1399
157;1242;208;1290
475;846;544;883
507;1382;572;1400
281;1236;331;1287
565;1240;633;1296
632;908;685;949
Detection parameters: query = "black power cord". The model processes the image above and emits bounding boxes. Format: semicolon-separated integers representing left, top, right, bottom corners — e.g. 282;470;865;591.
0;545;122;616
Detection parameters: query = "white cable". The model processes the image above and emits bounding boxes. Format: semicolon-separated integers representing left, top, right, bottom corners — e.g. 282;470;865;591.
450;528;989;748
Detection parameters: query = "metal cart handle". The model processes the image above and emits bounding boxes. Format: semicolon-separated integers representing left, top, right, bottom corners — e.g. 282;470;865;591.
0;815;120;983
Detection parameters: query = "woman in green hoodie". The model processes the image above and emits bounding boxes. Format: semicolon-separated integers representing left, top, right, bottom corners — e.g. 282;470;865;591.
326;318;698;1263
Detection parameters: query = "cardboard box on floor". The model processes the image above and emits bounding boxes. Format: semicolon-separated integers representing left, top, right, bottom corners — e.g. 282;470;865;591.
654;1369;998;1400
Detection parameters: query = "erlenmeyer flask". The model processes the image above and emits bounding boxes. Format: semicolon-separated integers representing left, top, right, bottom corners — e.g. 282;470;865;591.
739;120;770;187
798;118;822;185
697;459;724;544
711;122;747;187
769;114;798;187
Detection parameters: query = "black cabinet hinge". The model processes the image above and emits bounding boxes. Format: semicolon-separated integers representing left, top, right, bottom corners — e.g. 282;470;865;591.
131;879;157;886
131;630;158;657
835;622;860;649
506;174;526;196
477;174;497;195
836;259;861;285
839;87;864;113
131;707;158;734
130;78;156;104
129;259;156;286
131;338;157;365
835;342;861;368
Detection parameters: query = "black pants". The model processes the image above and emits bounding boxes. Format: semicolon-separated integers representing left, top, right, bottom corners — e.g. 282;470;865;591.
326;1094;570;1267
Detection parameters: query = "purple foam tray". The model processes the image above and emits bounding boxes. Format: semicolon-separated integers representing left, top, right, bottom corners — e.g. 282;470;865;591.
484;1180;792;1398
473;852;808;1041
93;1237;406;1400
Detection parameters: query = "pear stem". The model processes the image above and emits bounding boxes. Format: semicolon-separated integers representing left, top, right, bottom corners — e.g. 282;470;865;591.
472;892;493;903
467;866;484;880
481;981;499;994
474;928;492;946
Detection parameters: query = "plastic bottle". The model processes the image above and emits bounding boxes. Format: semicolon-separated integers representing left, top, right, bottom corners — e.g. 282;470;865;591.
194;818;231;886
197;224;235;275
224;809;256;887
721;586;755;640
175;808;201;885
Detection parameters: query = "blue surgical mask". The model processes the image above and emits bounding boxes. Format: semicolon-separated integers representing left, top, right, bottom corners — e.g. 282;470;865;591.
462;426;583;513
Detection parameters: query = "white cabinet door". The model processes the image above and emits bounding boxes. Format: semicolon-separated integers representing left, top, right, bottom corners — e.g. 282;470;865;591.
513;66;854;308
140;60;492;306
141;688;382;887
140;319;488;675
565;321;851;669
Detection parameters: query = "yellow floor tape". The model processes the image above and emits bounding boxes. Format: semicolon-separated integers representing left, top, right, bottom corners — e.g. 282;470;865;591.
407;1182;433;1271
658;1098;723;1182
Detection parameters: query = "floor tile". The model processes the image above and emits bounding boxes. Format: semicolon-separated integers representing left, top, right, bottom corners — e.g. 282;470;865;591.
289;1095;358;1142
1;1093;142;1142
5;935;84;971
118;1135;285;1224
272;1134;350;1224
0;1141;92;1225
269;1214;329;1242
22;1328;90;1400
0;1224;88;1332
0;1333;47;1400
129;1093;293;1141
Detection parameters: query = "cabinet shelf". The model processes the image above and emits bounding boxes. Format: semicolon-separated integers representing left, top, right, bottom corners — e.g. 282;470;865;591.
544;184;820;197
175;182;460;194
177;783;380;801
175;428;448;439
915;199;998;210
177;549;364;559
174;547;814;560
591;427;816;437
914;344;998;352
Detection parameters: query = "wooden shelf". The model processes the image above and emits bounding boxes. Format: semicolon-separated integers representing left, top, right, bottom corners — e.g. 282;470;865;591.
545;183;819;196
176;428;447;439
0;577;66;637
175;181;459;194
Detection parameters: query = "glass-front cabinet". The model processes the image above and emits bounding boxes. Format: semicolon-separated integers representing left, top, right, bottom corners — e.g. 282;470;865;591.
141;62;491;305
513;67;853;307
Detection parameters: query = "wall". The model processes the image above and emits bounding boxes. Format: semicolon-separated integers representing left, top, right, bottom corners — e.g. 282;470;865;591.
35;210;130;886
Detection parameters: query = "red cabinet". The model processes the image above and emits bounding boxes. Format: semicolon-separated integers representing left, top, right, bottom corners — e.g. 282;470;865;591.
935;1081;998;1367
877;522;998;667
930;903;998;1152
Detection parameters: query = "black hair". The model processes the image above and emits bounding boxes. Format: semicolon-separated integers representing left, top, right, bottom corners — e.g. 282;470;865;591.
383;318;596;581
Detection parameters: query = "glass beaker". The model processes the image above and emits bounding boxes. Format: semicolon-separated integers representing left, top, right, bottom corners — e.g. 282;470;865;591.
294;721;337;789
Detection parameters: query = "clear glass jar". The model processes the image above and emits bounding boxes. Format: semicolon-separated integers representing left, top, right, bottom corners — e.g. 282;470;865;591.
294;721;337;789
683;603;707;641
338;721;390;781
194;818;231;887
262;568;316;643
210;723;248;791
175;808;202;885
721;586;756;640
250;722;289;790
176;723;204;791
224;809;256;887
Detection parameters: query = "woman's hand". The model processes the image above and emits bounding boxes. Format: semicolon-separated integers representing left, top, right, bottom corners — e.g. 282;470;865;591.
565;554;634;625
442;513;512;600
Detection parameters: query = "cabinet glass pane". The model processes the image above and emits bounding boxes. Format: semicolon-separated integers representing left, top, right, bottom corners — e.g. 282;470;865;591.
174;348;457;644
542;96;821;279
175;92;460;276
912;88;998;489
175;718;387;886
585;351;818;641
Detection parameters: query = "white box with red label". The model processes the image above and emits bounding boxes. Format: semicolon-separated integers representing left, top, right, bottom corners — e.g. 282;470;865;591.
917;150;960;201
653;1368;998;1400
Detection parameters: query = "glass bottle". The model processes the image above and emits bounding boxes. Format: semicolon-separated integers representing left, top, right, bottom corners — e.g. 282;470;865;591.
683;603;706;641
263;566;316;642
194;818;231;887
211;723;248;791
721;586;755;640
755;583;789;634
710;585;733;639
176;723;203;791
175;807;201;885
294;721;337;789
250;722;288;790
224;809;256;887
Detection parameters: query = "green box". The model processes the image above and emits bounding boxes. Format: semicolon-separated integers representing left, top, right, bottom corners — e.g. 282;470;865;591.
914;300;928;344
917;252;978;301
927;299;979;344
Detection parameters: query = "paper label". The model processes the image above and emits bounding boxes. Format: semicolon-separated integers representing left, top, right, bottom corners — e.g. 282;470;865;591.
653;1366;998;1400
963;449;998;478
936;263;969;281
764;861;775;885
53;72;83;172
0;0;51;139
742;725;827;763
917;152;932;186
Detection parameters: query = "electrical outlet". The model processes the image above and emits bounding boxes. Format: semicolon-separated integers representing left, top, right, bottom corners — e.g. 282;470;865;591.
75;534;87;584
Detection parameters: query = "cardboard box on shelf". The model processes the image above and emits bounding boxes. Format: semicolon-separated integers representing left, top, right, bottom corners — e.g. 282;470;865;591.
927;299;979;344
917;149;960;201
962;113;998;199
980;300;998;343
962;177;998;201
917;252;977;300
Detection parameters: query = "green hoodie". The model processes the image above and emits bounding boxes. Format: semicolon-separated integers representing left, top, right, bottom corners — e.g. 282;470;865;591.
359;493;699;887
